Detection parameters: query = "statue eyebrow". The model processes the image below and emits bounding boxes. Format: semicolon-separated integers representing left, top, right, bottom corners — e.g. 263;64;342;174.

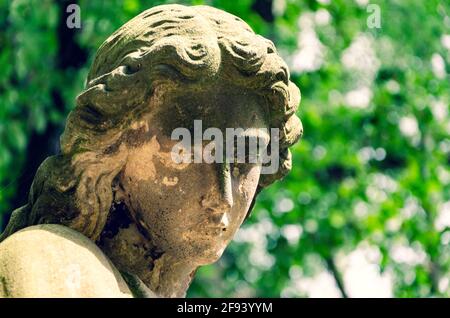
150;63;198;84
239;128;270;144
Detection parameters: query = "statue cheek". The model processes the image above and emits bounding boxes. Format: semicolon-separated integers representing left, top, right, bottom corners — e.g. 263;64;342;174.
236;166;261;201
231;166;261;224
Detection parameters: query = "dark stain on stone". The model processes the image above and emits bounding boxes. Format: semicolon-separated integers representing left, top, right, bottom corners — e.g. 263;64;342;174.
0;277;9;297
103;126;158;155
98;201;133;241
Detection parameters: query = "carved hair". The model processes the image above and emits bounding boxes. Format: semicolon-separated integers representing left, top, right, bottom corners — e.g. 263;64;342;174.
1;4;302;242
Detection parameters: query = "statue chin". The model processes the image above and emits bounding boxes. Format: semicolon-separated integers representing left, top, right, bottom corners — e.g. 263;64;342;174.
0;3;302;298
193;241;228;266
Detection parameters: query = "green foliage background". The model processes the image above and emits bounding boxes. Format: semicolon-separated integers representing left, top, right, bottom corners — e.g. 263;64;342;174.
0;0;449;297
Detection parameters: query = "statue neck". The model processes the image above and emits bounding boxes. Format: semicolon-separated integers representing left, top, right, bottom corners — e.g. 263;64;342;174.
98;201;197;297
148;253;197;297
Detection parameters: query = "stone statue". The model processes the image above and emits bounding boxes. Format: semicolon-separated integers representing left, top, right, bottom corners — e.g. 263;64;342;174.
0;4;302;297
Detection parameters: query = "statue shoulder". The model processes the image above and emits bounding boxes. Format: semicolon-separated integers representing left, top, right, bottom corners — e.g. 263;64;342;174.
0;224;132;297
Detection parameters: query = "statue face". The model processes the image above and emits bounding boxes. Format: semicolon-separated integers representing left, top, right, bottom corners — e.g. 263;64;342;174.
120;81;269;264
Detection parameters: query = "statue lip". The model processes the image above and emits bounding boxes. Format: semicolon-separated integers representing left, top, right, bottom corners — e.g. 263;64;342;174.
207;212;230;236
204;225;228;238
191;210;229;236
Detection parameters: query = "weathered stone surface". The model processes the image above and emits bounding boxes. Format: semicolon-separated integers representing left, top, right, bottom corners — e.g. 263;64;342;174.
0;224;132;297
0;4;302;297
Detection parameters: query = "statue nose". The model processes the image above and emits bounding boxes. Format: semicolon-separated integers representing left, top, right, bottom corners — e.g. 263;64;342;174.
218;162;234;209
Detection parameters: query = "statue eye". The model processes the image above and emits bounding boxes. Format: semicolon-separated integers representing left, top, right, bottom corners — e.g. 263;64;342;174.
120;53;142;74
79;103;106;127
236;136;265;164
123;62;141;74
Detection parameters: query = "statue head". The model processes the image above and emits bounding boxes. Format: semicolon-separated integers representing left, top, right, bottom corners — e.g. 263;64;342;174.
1;4;302;289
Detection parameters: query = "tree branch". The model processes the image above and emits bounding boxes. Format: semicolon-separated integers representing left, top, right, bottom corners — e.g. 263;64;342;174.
325;256;348;298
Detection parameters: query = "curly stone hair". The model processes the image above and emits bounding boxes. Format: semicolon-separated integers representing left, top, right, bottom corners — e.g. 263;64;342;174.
0;4;302;242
